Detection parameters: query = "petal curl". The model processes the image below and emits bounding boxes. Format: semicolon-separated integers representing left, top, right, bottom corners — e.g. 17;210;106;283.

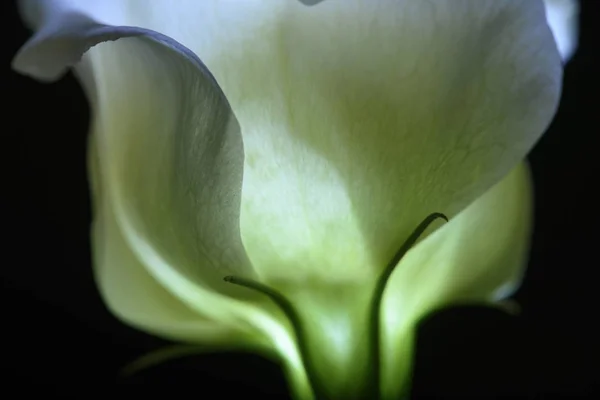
381;162;533;399
91;158;232;344
14;0;283;81
14;5;303;356
87;35;256;295
544;0;579;61
14;0;129;81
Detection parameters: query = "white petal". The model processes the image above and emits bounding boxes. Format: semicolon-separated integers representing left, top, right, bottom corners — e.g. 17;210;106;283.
381;162;533;398
14;0;131;80
14;0;284;81
85;34;274;330
21;0;559;295
544;0;579;61
91;152;232;343
15;6;298;350
228;1;561;285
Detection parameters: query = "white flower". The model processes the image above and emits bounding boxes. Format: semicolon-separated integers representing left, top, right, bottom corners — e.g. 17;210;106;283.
13;1;562;398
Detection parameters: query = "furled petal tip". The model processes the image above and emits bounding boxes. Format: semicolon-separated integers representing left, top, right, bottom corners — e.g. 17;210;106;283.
12;12;214;84
544;0;579;61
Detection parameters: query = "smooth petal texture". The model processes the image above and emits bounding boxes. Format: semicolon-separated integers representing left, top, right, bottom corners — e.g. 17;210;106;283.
59;0;557;285
88;38;255;293
88;134;251;346
228;2;557;396
14;4;311;368
91;155;231;343
14;0;279;81
14;0;273;81
544;0;579;61
14;3;561;285
229;1;560;285
14;2;562;399
381;162;533;399
84;35;287;338
16;9;315;395
302;1;580;61
14;0;130;81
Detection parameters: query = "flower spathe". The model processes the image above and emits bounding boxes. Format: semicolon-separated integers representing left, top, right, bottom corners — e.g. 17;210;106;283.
14;1;564;399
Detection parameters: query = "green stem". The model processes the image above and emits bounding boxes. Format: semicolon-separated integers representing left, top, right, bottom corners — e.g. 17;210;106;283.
225;212;447;400
368;212;448;399
223;275;326;399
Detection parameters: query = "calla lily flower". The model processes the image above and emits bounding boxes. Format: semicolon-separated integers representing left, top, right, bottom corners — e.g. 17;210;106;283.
13;1;564;399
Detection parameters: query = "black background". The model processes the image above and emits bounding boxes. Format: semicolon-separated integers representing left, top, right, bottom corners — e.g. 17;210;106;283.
1;1;598;398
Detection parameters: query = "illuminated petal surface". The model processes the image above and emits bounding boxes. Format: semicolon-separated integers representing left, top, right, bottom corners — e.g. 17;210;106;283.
91;149;231;343
14;2;304;348
544;0;579;61
14;0;281;81
15;5;315;393
14;1;562;399
381;162;533;398
15;3;562;285
228;4;559;393
87;37;255;296
229;0;560;284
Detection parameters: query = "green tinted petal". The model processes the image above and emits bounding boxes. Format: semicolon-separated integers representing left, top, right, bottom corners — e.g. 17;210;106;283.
86;35;291;335
223;2;556;397
15;3;257;292
381;162;533;398
84;31;309;399
92;159;234;344
230;1;561;284
88;37;255;289
15;2;561;399
15;5;300;351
